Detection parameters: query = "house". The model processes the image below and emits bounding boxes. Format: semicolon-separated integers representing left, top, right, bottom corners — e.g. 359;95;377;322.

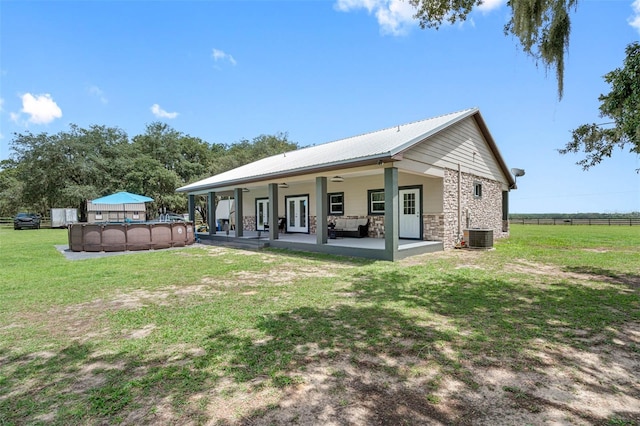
176;108;516;260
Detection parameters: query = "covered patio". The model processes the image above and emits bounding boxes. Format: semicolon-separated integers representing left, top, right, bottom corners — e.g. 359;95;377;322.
197;228;443;260
178;108;516;261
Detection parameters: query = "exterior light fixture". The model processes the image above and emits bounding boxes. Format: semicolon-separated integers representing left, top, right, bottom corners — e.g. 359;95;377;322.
278;183;289;188
330;176;344;182
242;188;250;192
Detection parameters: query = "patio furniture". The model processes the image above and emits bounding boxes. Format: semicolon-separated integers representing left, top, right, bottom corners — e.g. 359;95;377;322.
331;218;369;238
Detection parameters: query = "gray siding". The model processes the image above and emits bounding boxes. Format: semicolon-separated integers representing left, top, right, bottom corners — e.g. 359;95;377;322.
403;117;508;185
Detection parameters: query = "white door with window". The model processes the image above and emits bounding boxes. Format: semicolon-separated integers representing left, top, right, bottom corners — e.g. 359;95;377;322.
399;188;421;239
286;195;308;233
256;199;269;231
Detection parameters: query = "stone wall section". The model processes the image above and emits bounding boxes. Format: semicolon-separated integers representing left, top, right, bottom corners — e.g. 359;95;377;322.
443;168;507;249
423;214;445;241
243;216;256;231
367;216;385;238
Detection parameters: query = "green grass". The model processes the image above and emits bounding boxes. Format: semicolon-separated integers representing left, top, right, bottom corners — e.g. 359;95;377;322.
0;225;638;424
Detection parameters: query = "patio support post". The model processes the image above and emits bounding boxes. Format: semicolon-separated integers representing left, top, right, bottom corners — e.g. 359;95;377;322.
188;194;196;223
316;177;328;245
268;183;279;240
234;188;244;237
208;191;216;236
384;167;399;261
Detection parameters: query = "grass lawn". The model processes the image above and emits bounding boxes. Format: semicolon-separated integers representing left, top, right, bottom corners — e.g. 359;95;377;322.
0;225;638;425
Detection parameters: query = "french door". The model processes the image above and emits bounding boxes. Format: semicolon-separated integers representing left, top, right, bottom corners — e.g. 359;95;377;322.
256;199;269;231
286;195;308;233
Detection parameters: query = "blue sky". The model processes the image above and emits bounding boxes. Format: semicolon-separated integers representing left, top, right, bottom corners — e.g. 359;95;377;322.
1;0;639;213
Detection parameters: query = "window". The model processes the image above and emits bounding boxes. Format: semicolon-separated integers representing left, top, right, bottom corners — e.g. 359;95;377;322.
474;182;483;198
328;192;344;215
403;191;416;215
95;211;103;220
368;189;385;215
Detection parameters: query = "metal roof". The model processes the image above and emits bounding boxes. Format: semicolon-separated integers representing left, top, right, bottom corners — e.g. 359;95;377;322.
177;108;513;193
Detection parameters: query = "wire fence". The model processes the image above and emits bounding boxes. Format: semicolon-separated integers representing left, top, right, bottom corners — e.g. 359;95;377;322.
509;218;640;226
0;217;52;228
3;216;639;228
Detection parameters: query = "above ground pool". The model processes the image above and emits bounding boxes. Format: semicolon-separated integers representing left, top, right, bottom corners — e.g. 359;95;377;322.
68;222;195;252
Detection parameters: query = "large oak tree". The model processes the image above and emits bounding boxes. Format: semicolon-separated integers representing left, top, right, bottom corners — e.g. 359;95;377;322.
560;42;640;170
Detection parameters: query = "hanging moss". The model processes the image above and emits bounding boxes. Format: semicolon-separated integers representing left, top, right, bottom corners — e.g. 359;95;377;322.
412;0;578;99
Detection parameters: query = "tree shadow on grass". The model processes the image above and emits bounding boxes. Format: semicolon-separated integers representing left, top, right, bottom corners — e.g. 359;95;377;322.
0;342;213;425
203;304;476;425
0;303;469;425
563;265;640;289
1;266;638;425
331;267;640;424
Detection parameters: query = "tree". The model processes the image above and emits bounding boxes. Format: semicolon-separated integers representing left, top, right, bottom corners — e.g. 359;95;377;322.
0;160;24;217
198;133;299;225
410;0;578;98
131;122;218;217
9;125;131;219
124;156;185;214
132;122;214;184
211;133;298;175
560;42;640;170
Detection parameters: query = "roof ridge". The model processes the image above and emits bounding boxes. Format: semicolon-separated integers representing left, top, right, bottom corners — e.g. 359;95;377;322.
284;107;478;155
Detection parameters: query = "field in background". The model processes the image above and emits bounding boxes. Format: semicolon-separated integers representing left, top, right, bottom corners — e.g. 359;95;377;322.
0;225;638;425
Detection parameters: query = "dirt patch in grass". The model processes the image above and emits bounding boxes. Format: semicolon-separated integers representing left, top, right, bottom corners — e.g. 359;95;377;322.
506;259;640;289
206;325;640;425
3;247;638;425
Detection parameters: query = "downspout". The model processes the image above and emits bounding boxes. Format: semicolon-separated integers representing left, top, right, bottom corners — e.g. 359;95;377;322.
457;163;462;240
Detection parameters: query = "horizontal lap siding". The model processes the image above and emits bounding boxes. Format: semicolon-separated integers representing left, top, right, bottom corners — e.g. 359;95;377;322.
241;173;442;218
404;117;507;184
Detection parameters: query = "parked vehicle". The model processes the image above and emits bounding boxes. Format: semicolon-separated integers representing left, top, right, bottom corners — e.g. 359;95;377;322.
14;213;41;230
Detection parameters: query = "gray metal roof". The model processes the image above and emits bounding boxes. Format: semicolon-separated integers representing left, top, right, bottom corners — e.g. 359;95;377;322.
177;108;505;193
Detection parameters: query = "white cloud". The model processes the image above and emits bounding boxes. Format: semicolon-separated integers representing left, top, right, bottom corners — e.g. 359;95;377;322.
630;0;640;33
335;0;506;34
88;85;108;104
0;97;4;112
151;104;179;119
19;93;62;124
335;0;378;13
335;0;417;35
477;0;507;13
10;112;20;123
212;48;237;66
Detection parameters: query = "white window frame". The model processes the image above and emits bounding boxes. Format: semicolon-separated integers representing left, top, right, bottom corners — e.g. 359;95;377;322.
368;189;385;215
473;181;483;198
328;192;344;215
